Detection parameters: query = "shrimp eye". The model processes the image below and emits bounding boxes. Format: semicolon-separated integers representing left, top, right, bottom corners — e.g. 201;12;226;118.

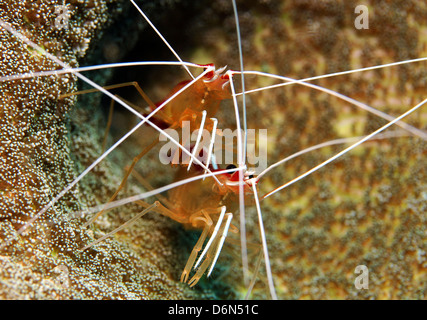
226;164;237;170
205;70;215;80
248;174;254;179
201;63;215;77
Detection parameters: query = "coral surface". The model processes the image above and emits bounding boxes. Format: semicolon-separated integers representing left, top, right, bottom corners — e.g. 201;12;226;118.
0;0;215;300
185;0;426;299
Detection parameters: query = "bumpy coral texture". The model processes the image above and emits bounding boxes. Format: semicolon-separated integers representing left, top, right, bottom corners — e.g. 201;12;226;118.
182;0;425;299
0;0;216;299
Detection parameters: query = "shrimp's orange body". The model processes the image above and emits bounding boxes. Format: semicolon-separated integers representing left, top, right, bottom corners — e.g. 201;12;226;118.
151;64;231;130
166;166;226;228
157;163;256;287
86;65;238;287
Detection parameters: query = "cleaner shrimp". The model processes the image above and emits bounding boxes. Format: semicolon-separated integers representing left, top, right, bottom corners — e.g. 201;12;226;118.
1;0;426;300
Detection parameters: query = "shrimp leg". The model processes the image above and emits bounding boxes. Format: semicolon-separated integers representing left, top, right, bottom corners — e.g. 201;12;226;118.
180;207;225;284
188;212;233;287
81;202;159;251
180;223;211;284
82;136;160;228
82;91;177;227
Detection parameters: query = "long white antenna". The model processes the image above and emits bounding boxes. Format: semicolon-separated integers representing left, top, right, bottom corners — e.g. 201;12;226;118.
227;70;250;286
263;98;427;199
231;0;247;163
0;18;219;238
0;61;203;83
19;69;214;236
71;166;244;219
235;70;427;141
251;179;278;300
231;0;250;285
239;57;427;96
257;130;412;181
130;0;195;80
